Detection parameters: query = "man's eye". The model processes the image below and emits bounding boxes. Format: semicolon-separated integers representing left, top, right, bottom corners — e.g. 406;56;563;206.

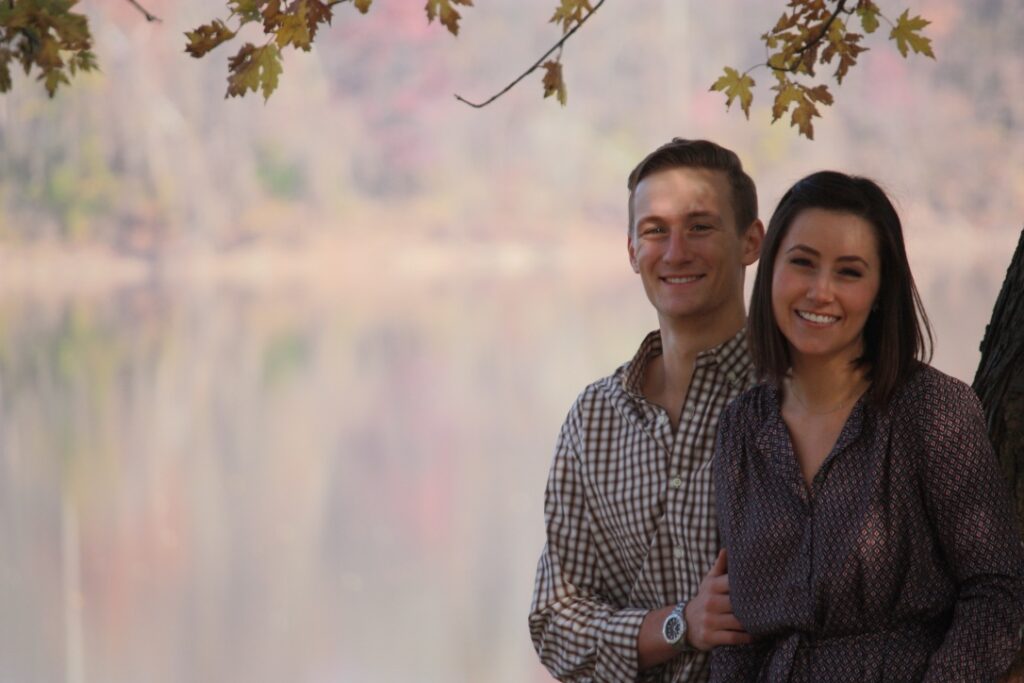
644;226;666;235
692;224;713;232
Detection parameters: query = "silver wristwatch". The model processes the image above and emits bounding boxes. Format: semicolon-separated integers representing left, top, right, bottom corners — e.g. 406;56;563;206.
661;600;688;650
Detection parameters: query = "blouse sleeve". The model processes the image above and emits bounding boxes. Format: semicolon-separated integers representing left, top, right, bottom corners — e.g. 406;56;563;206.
916;376;1024;682
710;396;770;680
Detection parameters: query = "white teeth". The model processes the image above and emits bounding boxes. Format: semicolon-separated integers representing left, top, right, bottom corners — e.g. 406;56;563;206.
664;276;701;284
797;311;839;324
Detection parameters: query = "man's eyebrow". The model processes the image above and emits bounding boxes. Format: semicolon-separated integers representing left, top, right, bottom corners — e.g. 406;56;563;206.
785;244;871;267
637;210;722;224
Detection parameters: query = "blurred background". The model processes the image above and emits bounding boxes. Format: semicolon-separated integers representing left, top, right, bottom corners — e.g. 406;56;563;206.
0;0;1021;681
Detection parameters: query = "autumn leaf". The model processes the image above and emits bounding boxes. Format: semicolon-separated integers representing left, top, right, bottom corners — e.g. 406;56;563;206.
226;42;282;100
770;79;803;122
261;0;283;33
771;11;797;34
68;49;97;75
353;0;373;13
821;25;866;84
0;58;10;93
857;0;880;34
541;59;566;106
804;83;833;105
889;9;934;59
790;95;821;140
710;66;755;119
228;0;264;23
274;3;312;50
550;0;594;34
36;36;63;69
185;20;236;58
425;0;473;36
304;0;334;40
42;67;69;97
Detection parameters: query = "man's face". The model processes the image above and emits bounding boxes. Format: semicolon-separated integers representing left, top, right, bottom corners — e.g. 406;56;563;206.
628;167;762;326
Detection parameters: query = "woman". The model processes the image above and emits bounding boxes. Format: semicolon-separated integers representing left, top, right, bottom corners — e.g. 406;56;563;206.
711;171;1024;681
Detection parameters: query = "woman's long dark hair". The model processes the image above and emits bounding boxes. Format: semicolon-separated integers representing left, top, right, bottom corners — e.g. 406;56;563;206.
748;171;933;406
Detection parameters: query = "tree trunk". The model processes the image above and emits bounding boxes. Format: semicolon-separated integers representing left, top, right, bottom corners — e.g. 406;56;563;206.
973;226;1024;682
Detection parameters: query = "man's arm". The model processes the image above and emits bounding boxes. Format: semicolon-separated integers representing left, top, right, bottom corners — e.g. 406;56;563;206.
529;401;751;680
528;403;650;681
636;549;752;670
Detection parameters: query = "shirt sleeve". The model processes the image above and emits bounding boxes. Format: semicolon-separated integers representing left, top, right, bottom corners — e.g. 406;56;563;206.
528;400;649;682
917;378;1024;682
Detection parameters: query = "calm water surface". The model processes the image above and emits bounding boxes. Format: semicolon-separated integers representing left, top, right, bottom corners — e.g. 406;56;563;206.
0;269;654;683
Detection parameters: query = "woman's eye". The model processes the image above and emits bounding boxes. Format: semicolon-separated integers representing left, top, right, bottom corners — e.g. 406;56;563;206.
839;268;863;278
789;257;813;267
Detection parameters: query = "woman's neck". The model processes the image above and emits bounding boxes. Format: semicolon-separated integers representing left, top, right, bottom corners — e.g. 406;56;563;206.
786;355;869;414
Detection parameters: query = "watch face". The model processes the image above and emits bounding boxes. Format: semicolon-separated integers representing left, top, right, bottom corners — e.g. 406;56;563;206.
663;614;683;643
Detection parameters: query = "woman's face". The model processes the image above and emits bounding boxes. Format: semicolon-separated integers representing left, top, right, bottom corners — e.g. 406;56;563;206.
771;208;882;366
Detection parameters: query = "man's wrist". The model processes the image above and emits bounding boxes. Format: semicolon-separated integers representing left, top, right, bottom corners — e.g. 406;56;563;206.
661;600;690;651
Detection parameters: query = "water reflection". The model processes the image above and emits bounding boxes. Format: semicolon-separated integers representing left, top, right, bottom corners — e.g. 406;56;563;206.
0;268;654;683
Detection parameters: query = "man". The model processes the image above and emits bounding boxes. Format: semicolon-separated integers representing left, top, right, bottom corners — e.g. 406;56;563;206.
529;139;765;681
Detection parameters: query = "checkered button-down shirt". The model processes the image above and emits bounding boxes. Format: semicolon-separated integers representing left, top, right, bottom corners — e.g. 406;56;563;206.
530;329;754;682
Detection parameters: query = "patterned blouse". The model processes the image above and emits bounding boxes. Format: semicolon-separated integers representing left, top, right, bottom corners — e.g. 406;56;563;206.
711;365;1024;682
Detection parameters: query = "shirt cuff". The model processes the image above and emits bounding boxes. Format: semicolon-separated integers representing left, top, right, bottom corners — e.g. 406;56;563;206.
596;607;649;681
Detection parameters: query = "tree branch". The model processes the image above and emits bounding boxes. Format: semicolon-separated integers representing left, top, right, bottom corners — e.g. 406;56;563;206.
770;0;848;73
124;0;161;22
454;0;607;108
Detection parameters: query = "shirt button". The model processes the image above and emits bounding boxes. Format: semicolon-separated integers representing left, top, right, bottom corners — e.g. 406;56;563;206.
669;476;683;489
673;546;685;560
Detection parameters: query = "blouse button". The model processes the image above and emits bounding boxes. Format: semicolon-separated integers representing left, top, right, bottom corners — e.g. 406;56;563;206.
669;476;683;489
673;546;685;560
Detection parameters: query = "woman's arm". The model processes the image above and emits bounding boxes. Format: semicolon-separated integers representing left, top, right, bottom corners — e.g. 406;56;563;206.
917;376;1024;682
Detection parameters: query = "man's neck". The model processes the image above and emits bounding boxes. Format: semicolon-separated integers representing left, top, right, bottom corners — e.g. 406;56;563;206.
642;310;745;426
656;308;745;381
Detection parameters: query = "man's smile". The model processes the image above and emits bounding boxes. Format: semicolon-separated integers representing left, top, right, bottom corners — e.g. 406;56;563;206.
661;275;704;284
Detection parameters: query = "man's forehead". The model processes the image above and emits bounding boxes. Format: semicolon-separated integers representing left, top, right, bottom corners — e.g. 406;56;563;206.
634;167;732;213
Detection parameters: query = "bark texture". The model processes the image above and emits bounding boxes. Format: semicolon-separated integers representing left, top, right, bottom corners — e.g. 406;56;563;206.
974;227;1024;682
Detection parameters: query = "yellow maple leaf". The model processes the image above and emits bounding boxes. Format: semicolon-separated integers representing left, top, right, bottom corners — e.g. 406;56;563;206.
550;0;594;34
790;96;821;140
353;0;373;13
710;66;755;119
275;2;312;51
889;9;934;59
541;60;567;106
425;0;473;36
226;43;283;101
771;80;803;122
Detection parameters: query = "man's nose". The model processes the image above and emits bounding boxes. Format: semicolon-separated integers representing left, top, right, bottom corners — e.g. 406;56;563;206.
662;231;692;263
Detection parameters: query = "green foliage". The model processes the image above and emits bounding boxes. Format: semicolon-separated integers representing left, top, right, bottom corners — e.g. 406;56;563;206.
713;0;935;139
0;0;97;97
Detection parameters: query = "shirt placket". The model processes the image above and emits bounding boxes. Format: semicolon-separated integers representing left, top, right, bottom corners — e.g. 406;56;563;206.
668;356;717;594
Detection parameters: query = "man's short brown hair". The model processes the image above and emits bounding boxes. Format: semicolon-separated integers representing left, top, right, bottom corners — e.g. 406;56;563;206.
626;138;758;236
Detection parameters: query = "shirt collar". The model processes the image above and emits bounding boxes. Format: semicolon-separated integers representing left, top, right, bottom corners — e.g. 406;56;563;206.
621;327;753;399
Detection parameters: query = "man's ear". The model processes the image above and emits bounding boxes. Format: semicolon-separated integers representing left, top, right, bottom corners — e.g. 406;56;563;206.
627;232;640;273
741;219;765;266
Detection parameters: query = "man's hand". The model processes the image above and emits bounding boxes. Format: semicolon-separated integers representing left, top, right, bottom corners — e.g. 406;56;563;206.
684;549;751;651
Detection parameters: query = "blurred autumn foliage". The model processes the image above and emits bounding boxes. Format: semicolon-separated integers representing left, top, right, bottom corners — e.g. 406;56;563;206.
3;0;935;138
